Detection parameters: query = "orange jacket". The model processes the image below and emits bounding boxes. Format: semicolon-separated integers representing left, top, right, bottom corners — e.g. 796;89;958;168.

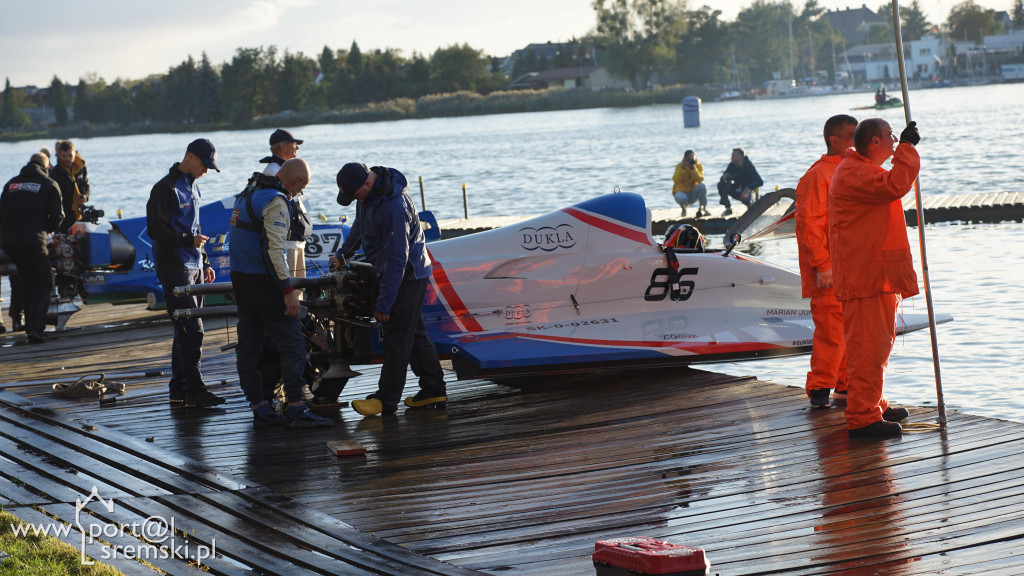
795;154;842;298
828;144;921;301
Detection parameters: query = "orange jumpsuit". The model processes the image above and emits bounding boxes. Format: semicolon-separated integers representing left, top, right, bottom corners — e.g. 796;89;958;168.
795;154;846;398
828;144;920;430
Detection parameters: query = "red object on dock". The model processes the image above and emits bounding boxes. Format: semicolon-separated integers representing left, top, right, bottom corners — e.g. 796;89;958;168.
593;537;710;576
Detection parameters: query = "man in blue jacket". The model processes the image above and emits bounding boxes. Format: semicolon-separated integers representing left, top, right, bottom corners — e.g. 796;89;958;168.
229;159;331;429
334;163;447;417
146;138;224;409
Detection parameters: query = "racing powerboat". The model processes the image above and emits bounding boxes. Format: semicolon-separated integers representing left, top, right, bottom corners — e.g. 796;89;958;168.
421;191;944;379
9;188;945;380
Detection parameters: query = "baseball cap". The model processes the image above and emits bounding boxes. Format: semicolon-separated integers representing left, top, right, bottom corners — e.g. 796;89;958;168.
186;138;220;172
336;163;370;206
270;129;303;146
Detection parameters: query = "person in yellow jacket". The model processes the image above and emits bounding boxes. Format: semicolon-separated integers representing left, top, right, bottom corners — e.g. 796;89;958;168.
671;150;708;218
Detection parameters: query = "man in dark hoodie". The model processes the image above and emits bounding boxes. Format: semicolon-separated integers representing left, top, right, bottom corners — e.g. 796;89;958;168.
145;139;225;409
332;163;447;417
0;153;63;344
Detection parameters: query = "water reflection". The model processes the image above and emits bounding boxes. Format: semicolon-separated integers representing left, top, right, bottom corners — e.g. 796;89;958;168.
812;432;915;573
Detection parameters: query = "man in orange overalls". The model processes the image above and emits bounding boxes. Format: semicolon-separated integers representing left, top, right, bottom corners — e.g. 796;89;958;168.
796;114;857;409
828;118;921;437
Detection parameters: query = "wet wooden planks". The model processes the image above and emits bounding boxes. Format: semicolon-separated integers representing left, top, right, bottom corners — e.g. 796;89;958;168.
4;303;1024;574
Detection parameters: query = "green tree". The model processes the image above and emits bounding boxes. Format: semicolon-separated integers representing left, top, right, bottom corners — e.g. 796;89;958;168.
946;0;1003;42
900;0;932;40
73;77;94;123
591;0;689;89
0;77;30;130
1014;0;1024;30
49;76;69;125
99;80;134;125
220;47;278;124
675;6;728;85
730;1;796;83
278;51;316;111
430;43;494;92
403;52;432;98
163;55;198;122
194;53;220;123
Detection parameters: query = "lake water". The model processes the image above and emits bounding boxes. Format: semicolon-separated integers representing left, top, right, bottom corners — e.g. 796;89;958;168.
2;83;1022;422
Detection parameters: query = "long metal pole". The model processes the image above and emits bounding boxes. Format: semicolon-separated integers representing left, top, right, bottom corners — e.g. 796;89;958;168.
891;0;947;428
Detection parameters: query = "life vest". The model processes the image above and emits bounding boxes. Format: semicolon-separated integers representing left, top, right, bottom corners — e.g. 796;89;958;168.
228;172;292;276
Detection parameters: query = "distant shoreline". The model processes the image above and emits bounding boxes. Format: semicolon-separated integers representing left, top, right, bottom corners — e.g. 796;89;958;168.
0;84;721;143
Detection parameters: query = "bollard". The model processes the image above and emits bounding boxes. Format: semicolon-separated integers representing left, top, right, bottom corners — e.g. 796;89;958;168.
682;96;701;128
419;176;426;210
462;182;469;219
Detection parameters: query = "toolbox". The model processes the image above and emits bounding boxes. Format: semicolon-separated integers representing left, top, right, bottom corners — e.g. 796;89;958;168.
593;537;710;576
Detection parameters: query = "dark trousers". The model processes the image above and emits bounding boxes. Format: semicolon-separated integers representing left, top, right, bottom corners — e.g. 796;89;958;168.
9;273;24;320
231;272;307;406
3;243;51;337
375;276;446;410
158;269;206;394
717;180;753;208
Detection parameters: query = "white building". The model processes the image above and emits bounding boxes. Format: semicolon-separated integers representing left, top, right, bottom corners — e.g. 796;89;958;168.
839;36;977;82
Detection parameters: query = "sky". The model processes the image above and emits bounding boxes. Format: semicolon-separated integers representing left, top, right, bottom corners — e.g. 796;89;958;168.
0;0;1012;87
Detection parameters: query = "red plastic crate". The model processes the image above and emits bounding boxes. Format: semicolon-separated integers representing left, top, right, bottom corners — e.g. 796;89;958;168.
593;537;710;576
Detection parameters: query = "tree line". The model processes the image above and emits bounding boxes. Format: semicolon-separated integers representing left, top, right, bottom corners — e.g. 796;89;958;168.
591;0;1018;90
1;0;1019;131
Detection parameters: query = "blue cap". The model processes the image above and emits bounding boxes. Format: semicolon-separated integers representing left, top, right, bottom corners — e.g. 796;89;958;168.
270;129;303;145
186;138;219;172
336;162;369;206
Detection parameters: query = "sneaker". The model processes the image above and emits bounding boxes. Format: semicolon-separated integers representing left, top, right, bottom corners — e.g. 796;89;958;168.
849;420;902;438
722;207;733;216
286;403;333;428
253;402;288;428
184;387;226;409
352;395;397;417
832;389;848;401
405;390;447;409
679;206;687;217
882;406;909;421
809;388;832;408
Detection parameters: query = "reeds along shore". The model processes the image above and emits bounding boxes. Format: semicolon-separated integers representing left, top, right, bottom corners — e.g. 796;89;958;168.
0;84;720;143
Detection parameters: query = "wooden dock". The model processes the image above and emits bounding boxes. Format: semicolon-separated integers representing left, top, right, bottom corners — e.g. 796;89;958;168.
3;302;1024;574
437;191;1024;238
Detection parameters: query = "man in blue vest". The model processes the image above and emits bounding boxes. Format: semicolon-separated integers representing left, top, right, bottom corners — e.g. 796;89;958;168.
333;162;447;417
146;139;224;408
229;158;331;428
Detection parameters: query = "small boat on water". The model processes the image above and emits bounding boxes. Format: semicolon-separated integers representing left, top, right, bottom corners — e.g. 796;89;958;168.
853;97;903;111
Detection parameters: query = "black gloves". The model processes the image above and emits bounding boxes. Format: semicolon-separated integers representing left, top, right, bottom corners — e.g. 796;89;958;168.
899;121;920;146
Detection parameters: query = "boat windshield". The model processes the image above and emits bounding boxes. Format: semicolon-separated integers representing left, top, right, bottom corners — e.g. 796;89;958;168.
724;188;796;245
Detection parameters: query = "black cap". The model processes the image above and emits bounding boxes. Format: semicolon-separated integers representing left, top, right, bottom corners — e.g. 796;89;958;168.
186;138;220;172
336;163;370;206
270;129;303;145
